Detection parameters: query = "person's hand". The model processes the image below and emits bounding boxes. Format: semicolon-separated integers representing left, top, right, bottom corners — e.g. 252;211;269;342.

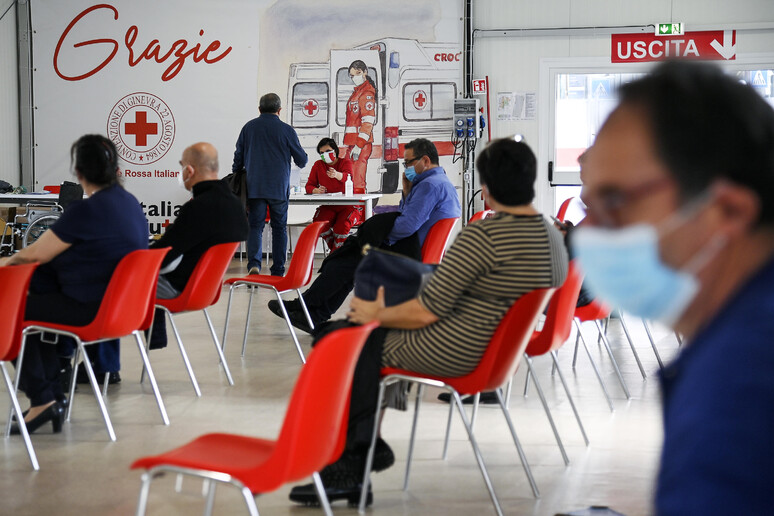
350;145;362;161
348;286;385;325
313;186;327;194
326;168;343;181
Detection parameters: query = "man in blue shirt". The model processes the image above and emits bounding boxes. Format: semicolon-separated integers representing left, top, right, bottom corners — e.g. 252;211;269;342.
573;61;774;515
269;138;460;331
232;93;307;275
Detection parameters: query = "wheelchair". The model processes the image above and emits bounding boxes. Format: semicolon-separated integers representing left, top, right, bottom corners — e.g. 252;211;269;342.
0;202;63;256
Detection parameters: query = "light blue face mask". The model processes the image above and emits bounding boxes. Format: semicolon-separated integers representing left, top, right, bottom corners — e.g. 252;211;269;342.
404;166;417;183
571;216;725;327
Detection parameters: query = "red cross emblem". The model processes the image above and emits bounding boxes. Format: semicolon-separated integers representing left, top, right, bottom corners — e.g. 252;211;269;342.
302;99;319;117
413;90;427;110
124;111;158;147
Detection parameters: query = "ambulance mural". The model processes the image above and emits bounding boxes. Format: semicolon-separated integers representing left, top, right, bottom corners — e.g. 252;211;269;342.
288;38;462;194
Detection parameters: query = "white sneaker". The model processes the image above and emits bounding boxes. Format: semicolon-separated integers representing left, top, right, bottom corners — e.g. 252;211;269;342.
248;267;260;275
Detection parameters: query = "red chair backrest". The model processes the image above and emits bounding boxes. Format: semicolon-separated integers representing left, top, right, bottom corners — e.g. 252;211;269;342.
43;185;61;194
467;210;494;224
159;242;239;312
284;221;328;287
574;298;612;322
257;321;378;487
0;264;38;362
384;288;553;395
526;261;583;357
556;197;574;221
77;248;169;341
421;217;459;264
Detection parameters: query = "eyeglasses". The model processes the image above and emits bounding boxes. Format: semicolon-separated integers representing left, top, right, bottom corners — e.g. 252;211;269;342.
582;177;674;227
402;156;424;168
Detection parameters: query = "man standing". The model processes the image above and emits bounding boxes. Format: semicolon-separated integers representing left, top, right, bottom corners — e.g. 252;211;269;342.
232;93;307;275
269;138;460;331
572;61;774;515
147;142;248;348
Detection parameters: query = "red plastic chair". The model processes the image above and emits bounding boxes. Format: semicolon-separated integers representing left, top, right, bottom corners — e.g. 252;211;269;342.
556;197;574;221
19;249;170;441
131;321;378;516
420;217;459;264
0;263;39;469
151;242;241;396
358;288;555;512
222;221;328;363
42;185;61;194
467;209;494;224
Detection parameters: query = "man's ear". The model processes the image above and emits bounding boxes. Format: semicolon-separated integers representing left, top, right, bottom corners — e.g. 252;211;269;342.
710;180;761;238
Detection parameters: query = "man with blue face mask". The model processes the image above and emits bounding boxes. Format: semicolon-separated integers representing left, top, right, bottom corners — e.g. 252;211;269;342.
572;61;774;515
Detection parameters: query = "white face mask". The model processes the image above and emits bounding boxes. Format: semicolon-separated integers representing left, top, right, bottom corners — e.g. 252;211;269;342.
351;74;365;86
178;168;190;190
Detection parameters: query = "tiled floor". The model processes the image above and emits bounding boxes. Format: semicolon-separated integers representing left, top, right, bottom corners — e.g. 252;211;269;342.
0;259;677;516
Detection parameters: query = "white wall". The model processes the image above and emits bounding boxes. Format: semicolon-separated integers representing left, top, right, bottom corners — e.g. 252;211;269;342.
473;0;774;212
0;0;19;185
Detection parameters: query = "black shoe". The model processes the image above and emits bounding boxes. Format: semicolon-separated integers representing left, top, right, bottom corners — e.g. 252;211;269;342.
76;367;121;385
10;401;64;435
267;300;314;335
437;391;499;405
288;481;372;507
13;395;68;422
267;298;302;317
372;437;395;472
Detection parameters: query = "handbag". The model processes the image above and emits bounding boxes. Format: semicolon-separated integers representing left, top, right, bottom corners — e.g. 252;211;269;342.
354;244;437;307
222;167;247;209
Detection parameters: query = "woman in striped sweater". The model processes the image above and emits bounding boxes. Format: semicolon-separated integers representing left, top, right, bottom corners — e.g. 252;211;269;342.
289;138;568;506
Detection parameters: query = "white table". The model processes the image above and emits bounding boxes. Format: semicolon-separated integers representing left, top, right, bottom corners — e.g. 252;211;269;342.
0;193;61;205
288;193;382;219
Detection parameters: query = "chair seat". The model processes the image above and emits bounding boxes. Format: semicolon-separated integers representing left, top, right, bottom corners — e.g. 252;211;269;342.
24;319;118;343
574;300;611;322
131;433;282;493
224;274;296;292
380;367;483;397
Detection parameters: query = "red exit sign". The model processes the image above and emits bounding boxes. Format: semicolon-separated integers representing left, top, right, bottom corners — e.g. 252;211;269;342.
612;30;736;63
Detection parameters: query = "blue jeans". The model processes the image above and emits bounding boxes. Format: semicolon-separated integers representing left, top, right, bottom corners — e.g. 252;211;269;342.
247;197;288;275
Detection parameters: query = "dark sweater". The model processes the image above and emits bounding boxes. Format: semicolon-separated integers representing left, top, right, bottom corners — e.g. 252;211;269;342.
150;180;248;291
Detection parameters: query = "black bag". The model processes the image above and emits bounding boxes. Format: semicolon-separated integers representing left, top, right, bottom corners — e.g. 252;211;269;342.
0;180;12;194
354;245;437;307
223;168;247;209
58;181;84;209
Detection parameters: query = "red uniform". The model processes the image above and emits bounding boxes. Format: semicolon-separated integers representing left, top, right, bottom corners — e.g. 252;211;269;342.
343;80;376;193
306;157;364;251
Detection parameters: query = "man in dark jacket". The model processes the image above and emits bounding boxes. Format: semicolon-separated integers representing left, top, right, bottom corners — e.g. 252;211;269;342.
232;93;308;276
147;142;248;348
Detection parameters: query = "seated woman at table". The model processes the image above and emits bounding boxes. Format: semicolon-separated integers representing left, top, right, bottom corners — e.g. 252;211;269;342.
288;138;569;505
0;134;148;434
305;137;364;251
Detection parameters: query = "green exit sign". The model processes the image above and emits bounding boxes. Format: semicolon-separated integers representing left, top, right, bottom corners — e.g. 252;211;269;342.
656;23;684;36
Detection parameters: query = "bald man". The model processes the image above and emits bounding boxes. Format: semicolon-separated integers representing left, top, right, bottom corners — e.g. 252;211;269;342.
146;143;249;347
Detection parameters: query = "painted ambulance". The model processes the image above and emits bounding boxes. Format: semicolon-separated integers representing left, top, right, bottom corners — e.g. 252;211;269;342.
287;38;462;193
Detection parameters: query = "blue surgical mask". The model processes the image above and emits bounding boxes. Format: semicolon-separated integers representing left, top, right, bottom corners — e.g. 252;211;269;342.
571;208;725;327
404;166;417;183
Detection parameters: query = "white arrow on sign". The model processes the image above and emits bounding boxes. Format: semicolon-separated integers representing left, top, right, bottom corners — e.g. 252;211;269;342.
710;30;736;60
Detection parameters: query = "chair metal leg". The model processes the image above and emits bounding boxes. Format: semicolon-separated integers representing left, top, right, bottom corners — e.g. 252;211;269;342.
441;397;454;460
550;351;589;446
136;472;153;516
675;331;683;347
297;289;315;330
470;391;481;430
359;381;388;513
493;389;539;499
642;319;665;369
274;290;306;364
133;332;170;425
240;486;261;516
204;309;234;386
6;336;28;437
79;341;116;441
1;362;39;470
574;319;615;412
66;349;80;422
312;471;334;516
525;357;569;465
594;320;631;399
505;379;513;407
102;370;110;398
572;331;580;368
454;391;507;513
221;285;236;353
403;384;424;490
523;368;531;396
241;286;255;357
166;310;202;396
140;312;153;385
614;311;647;378
203;479;217;516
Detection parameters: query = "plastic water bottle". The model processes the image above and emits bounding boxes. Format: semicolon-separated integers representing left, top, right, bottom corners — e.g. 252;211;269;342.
345;175;353;196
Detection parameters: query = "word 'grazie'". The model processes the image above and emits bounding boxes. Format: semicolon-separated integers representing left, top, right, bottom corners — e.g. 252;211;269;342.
53;4;232;82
